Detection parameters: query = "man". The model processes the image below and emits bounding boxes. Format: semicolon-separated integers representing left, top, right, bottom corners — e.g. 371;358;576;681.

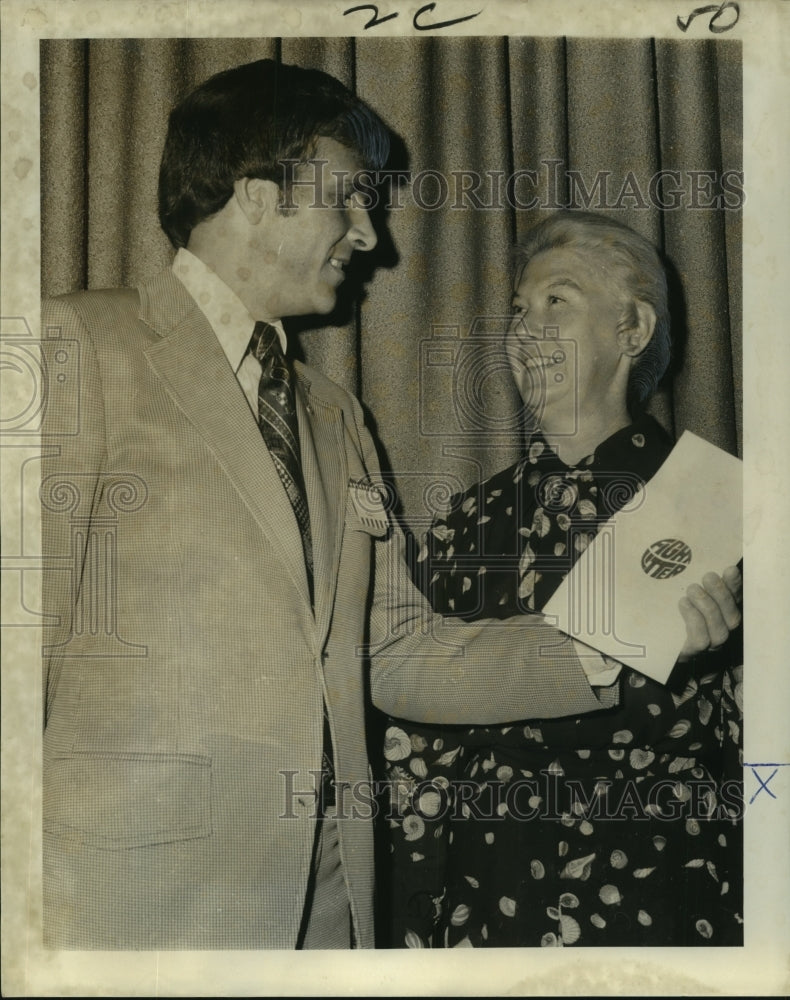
41;59;740;950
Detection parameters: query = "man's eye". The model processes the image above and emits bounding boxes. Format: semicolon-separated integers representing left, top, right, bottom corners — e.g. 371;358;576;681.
547;295;564;305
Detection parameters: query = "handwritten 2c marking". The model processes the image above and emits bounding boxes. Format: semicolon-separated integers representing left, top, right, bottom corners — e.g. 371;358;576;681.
344;3;482;31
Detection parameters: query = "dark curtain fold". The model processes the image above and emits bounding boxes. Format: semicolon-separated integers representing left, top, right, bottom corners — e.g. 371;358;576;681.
40;36;742;529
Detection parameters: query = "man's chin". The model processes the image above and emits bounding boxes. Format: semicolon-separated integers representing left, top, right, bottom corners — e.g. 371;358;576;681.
282;292;337;319
312;291;339;316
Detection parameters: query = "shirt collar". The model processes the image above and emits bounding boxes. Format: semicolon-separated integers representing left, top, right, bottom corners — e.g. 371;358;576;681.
171;247;287;372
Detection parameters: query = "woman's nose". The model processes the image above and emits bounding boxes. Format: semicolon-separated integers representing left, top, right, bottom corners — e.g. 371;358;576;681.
508;310;539;339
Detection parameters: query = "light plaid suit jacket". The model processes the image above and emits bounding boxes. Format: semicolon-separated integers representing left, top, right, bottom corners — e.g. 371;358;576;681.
41;269;608;949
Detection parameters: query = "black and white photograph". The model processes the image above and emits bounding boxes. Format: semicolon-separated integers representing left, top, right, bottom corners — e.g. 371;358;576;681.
1;0;788;995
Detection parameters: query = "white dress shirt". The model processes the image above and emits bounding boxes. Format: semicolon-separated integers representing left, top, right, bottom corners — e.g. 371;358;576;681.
172;246;287;416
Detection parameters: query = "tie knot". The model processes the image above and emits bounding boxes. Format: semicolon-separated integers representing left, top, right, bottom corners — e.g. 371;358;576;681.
248;320;283;364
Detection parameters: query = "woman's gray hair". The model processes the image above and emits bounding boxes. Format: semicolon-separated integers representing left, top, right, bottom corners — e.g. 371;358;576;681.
514;211;671;409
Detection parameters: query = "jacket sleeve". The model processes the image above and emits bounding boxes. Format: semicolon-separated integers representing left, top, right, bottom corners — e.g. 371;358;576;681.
41;296;107;724
344;397;618;725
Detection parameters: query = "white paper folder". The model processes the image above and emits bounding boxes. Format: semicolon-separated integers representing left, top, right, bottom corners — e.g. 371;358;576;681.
541;430;743;684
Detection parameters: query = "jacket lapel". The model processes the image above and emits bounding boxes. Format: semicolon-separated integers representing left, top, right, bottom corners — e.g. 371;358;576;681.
295;370;347;645
139;271;312;607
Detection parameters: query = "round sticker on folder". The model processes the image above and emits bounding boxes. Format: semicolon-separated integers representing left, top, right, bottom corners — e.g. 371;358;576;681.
641;539;693;579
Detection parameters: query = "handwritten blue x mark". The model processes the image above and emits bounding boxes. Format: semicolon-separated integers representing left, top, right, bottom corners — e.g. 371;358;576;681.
744;762;789;805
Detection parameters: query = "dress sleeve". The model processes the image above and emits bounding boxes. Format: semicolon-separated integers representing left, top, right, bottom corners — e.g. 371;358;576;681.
412;500;477;617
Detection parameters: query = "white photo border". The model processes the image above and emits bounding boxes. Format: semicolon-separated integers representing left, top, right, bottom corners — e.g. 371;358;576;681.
1;0;788;995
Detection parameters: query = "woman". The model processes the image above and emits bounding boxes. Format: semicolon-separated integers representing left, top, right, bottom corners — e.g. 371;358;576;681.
382;211;743;947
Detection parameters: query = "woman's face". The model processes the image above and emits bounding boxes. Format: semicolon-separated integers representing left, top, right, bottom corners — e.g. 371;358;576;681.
505;246;631;431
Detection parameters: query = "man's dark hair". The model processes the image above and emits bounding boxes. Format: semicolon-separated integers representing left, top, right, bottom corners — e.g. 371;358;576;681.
158;59;391;249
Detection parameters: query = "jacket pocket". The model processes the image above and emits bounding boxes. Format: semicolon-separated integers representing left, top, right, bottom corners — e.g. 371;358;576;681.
43;750;212;850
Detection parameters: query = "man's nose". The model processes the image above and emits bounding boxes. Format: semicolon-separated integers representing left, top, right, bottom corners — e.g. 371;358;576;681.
346;199;377;252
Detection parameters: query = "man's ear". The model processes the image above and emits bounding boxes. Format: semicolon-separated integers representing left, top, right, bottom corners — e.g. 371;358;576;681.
232;177;280;225
617;299;657;357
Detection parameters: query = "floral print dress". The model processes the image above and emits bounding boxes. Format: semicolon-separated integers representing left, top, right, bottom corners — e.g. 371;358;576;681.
380;415;743;947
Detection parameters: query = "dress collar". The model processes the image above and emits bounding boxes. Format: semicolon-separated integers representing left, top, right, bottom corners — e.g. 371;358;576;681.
525;412;671;474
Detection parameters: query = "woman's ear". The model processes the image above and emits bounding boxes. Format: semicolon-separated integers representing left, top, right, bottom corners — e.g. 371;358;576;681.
617;299;657;357
232;177;280;225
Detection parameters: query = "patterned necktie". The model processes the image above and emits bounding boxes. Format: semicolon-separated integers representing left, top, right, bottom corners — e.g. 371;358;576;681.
248;321;314;598
247;321;335;806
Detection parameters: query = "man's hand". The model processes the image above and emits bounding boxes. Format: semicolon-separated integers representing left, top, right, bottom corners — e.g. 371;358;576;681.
677;564;742;662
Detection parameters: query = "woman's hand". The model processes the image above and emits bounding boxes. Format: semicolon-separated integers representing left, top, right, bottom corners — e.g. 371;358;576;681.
676;565;742;661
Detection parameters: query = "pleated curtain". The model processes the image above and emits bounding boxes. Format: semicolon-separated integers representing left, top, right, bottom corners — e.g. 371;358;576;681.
41;36;741;529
